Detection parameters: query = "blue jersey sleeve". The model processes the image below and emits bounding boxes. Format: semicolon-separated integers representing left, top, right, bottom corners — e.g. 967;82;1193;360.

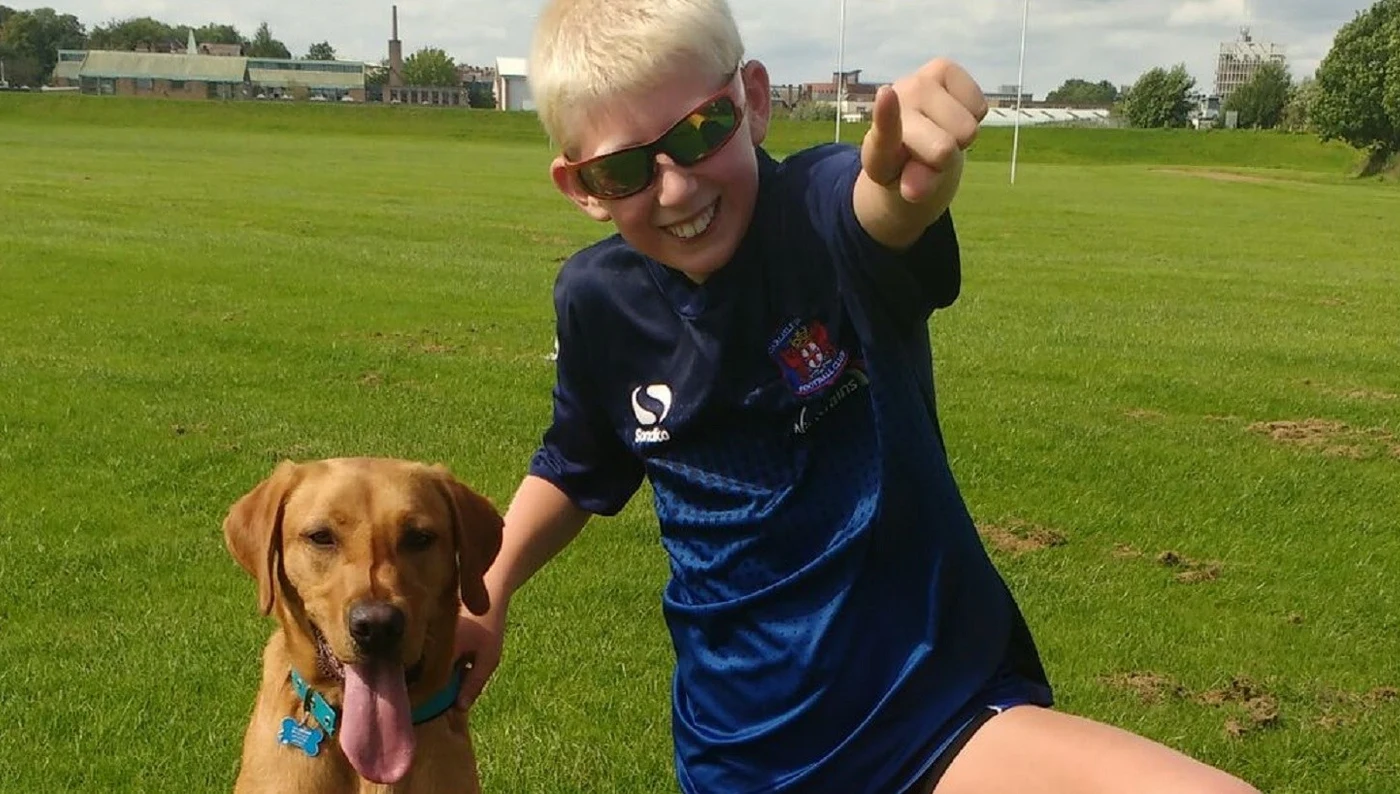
790;145;962;325
528;265;645;517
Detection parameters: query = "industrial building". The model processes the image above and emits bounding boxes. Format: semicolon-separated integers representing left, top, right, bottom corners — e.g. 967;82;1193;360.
1214;27;1286;102
50;48;366;101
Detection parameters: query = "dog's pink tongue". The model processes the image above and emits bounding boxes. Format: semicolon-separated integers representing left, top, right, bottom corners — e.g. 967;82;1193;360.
340;660;415;784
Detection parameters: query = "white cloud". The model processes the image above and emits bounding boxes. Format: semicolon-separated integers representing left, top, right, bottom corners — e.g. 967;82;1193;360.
1167;0;1248;28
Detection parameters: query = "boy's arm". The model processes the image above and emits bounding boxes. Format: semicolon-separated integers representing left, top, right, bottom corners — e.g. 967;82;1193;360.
853;58;987;252
485;474;592;604
456;474;591;706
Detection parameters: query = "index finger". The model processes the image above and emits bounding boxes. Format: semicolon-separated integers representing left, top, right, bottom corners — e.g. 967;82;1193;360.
860;85;907;186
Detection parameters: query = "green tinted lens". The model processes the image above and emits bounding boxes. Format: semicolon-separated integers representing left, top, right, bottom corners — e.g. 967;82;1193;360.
661;97;738;165
579;147;654;198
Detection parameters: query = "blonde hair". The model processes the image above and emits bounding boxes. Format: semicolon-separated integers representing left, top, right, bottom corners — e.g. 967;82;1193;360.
529;0;745;154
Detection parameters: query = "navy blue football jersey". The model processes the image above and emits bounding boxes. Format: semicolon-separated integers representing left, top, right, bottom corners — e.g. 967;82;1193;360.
530;144;1052;793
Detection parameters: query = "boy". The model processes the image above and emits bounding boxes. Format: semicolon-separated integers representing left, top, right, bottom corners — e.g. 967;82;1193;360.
456;1;1261;792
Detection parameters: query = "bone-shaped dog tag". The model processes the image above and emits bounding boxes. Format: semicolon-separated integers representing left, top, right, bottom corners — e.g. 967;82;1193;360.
278;716;326;757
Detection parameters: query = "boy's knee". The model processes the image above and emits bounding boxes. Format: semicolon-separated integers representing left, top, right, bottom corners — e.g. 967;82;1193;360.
1192;773;1261;794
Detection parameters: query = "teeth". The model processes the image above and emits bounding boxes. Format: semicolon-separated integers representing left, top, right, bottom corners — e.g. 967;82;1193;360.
667;202;717;240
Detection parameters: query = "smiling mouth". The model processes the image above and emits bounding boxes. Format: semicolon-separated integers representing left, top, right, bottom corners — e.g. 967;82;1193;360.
310;621;423;685
664;199;719;240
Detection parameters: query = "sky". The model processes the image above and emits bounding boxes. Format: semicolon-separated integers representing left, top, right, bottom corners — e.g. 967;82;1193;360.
36;0;1376;96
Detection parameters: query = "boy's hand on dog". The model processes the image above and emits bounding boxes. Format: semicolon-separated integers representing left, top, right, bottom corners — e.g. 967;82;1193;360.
860;58;987;205
454;604;507;709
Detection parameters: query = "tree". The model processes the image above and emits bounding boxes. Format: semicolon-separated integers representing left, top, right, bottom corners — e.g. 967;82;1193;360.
1222;61;1291;129
1280;77;1321;133
245;21;290;59
194;23;243;46
0;41;42;85
306;40;336;61
366;59;389;90
1313;0;1400;172
1122;64;1196;128
466;82;494;108
99;17;170;50
0;7;86;84
87;16;176;51
402;47;457;86
1045;78;1119;106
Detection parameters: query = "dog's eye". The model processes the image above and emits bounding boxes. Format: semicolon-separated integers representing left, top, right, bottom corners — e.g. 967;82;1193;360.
400;529;436;552
306;528;336;548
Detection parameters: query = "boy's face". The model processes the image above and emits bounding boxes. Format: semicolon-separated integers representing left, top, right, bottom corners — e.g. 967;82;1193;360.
551;60;772;284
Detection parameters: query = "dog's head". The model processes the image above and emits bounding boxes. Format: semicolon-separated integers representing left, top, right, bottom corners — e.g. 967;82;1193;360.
223;457;502;670
224;457;502;783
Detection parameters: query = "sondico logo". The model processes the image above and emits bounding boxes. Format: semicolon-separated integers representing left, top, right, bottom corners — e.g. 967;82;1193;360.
631;384;673;444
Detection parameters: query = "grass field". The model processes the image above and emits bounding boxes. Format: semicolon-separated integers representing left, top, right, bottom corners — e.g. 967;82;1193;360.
1;94;1397;793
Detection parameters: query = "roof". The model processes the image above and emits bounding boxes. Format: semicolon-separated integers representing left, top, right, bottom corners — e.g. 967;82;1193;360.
246;58;364;89
78;50;249;83
981;107;1112;127
52;52;85;81
495;57;527;77
247;69;363;90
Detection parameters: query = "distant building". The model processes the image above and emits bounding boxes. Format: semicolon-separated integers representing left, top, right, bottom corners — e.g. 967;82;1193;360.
51;48;365;101
770;84;808;109
248;58;366;102
495;57;531;110
381;4;472;106
803;69;879;120
1215;27;1286;102
68;51;251;100
51;49;86;86
984;84;1034;108
980;107;1112;128
199;43;244;57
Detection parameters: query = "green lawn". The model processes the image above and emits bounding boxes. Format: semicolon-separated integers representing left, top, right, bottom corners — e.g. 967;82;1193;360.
0;95;1396;792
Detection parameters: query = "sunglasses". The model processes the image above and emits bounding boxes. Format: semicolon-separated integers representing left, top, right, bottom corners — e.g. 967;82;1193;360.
565;76;745;200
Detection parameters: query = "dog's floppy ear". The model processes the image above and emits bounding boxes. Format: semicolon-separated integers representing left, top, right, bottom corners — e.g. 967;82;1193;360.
224;460;303;616
432;467;504;617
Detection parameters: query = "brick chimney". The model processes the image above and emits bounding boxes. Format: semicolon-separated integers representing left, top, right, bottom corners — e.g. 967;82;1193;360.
388;5;404;88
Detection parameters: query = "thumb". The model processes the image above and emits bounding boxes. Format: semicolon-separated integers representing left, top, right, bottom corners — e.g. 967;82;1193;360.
456;644;498;709
861;85;906;187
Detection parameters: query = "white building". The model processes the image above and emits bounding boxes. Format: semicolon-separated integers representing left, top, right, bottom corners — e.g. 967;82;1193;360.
1215;27;1286;102
494;56;532;111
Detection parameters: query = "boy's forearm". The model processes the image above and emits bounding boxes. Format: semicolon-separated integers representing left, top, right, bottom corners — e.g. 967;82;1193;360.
853;149;964;252
481;474;592;607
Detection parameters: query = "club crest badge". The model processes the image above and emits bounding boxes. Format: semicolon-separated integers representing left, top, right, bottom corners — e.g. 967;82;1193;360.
768;318;849;398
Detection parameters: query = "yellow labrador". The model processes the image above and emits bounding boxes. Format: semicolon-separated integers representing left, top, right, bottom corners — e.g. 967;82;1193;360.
225;457;501;793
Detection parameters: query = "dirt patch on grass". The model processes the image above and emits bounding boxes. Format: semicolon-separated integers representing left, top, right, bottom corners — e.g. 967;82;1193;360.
361;329;464;356
1101;672;1188;704
1248;419;1397;460
1156;550;1224;584
1301;379;1398;402
1198;677;1282;738
978;519;1067;555
1315;686;1400;730
1101;673;1284;737
1151;168;1289;185
1125;408;1166;420
1110;544;1223;583
1112;543;1144;559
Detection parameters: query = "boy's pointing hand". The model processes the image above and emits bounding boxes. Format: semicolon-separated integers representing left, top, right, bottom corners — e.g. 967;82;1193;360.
860;58;988;205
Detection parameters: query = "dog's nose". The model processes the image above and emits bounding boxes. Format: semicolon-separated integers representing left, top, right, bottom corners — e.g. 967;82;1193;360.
347;601;405;658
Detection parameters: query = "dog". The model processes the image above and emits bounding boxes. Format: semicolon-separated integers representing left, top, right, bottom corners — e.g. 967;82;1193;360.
224;457;502;793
